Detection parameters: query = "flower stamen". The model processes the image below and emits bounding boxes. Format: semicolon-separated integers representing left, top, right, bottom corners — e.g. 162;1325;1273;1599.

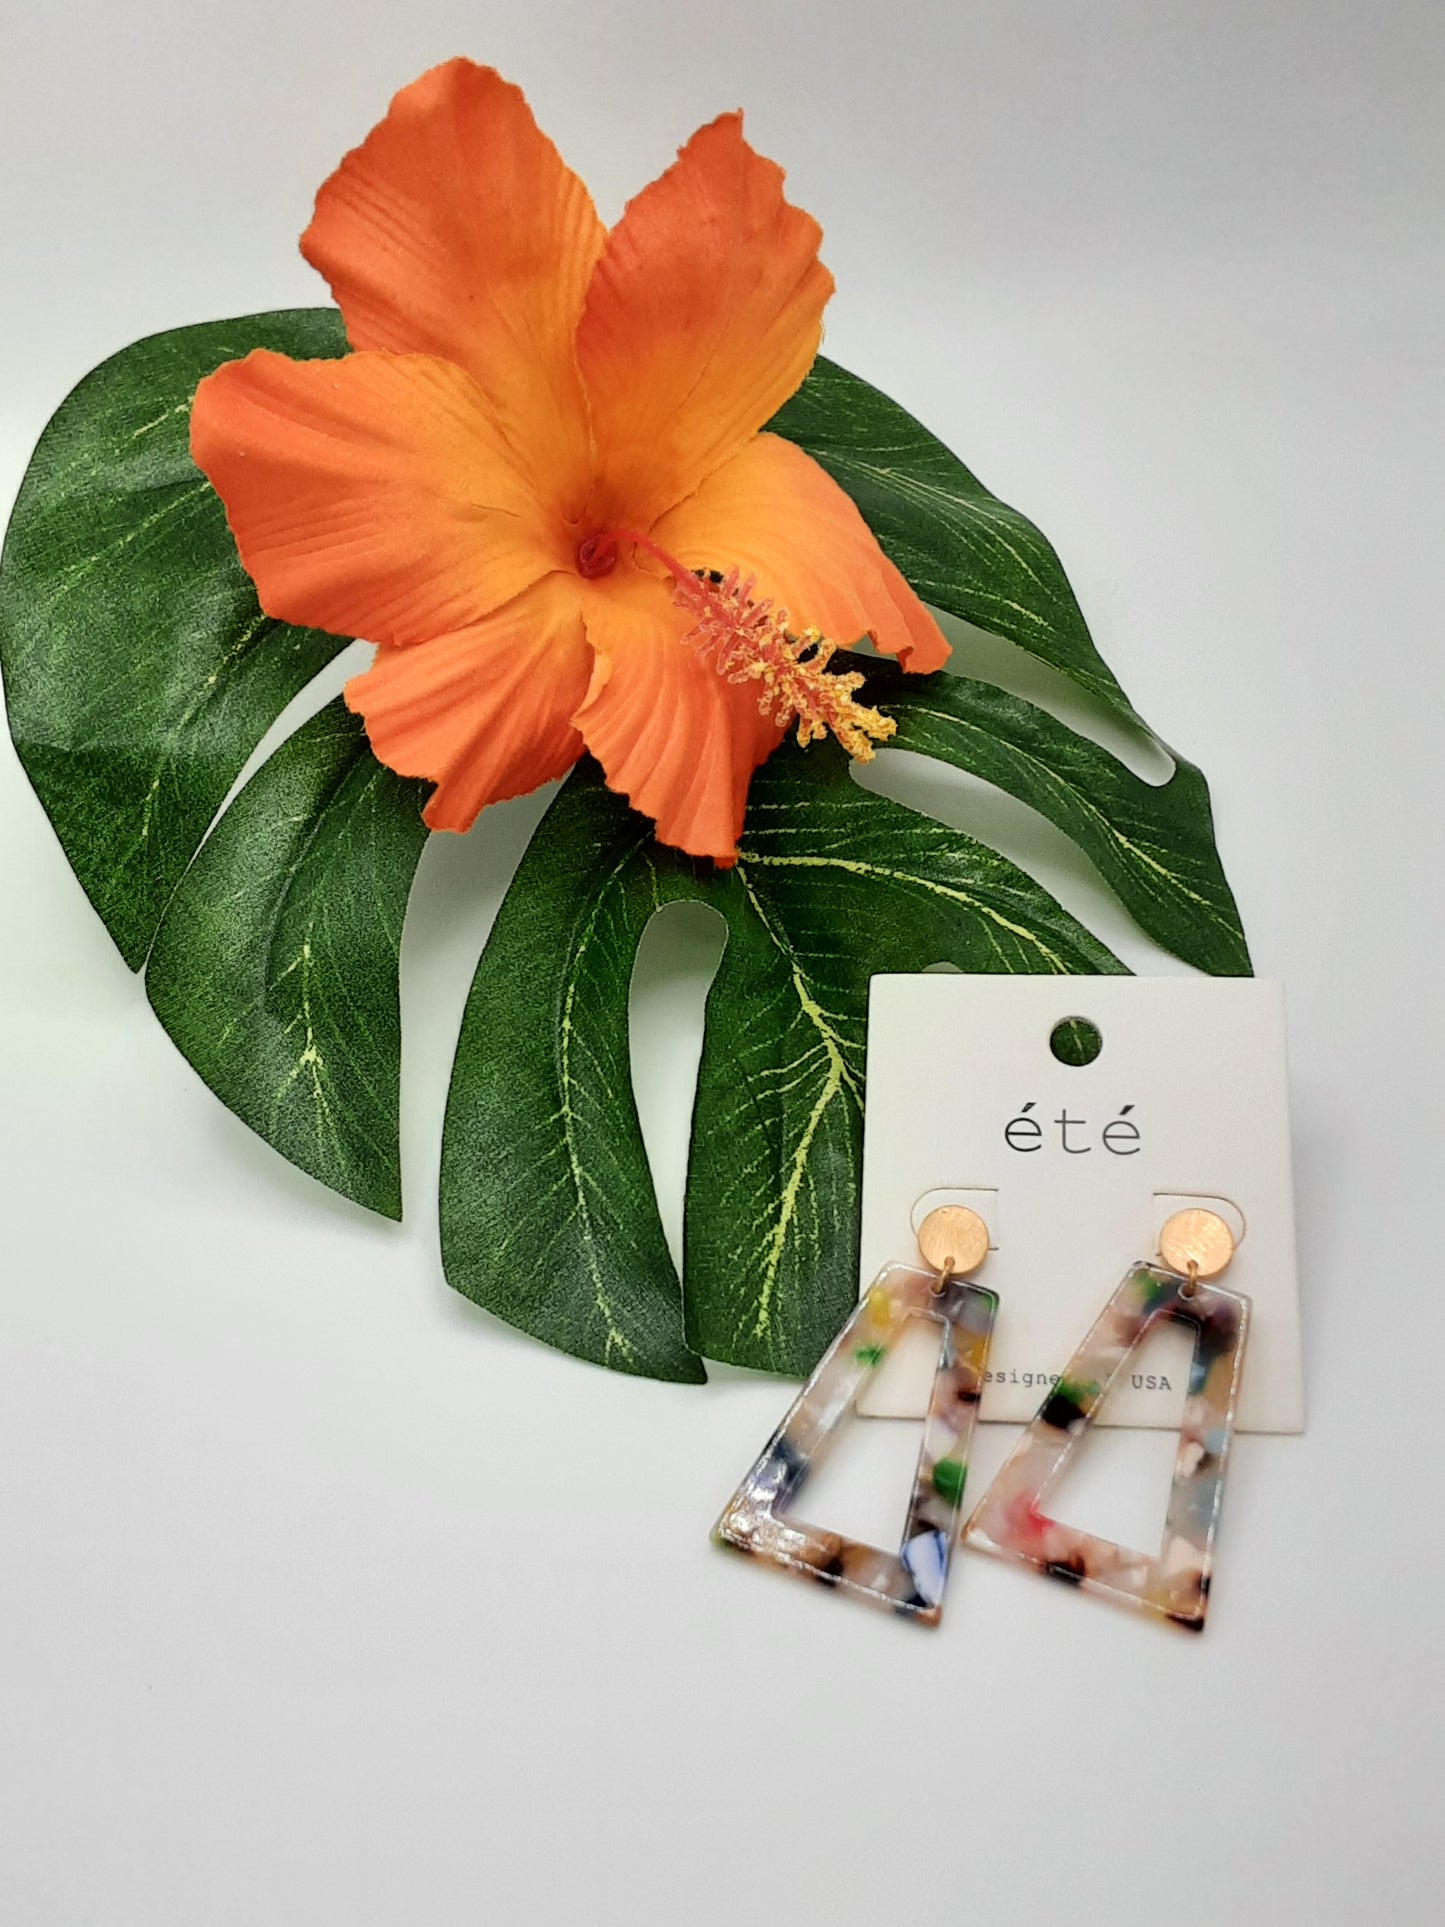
592;531;896;762
673;565;896;762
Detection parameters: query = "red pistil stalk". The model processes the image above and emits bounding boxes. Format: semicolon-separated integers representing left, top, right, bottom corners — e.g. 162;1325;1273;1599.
585;530;897;763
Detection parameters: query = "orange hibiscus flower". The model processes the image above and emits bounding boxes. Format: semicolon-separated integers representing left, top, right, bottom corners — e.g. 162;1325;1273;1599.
190;58;949;862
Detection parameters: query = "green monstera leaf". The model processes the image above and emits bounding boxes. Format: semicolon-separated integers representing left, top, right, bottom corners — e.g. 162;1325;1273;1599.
0;306;1249;1380
0;308;349;967
145;701;429;1218
768;356;1141;723
863;657;1249;976
0;307;425;1215
442;744;1123;1382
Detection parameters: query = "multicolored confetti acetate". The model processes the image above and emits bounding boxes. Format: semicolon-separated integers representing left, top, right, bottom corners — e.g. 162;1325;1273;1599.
963;1262;1250;1632
713;1263;997;1626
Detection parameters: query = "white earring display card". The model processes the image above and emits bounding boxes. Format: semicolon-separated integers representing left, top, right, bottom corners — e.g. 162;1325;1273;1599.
857;976;1302;1431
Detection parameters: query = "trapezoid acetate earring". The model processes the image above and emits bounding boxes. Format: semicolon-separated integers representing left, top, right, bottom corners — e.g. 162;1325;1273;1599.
712;1205;998;1625
963;1207;1249;1632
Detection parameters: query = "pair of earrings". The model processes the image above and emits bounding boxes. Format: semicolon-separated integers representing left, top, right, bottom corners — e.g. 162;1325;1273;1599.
713;1204;1249;1632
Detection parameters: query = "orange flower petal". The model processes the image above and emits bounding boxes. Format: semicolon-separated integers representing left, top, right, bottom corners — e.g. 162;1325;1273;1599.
574;562;783;862
191;349;564;647
345;575;592;831
576;113;834;532
654;434;950;672
302;60;604;516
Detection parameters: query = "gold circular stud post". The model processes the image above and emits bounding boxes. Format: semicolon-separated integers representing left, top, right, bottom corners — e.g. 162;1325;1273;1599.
1159;1208;1235;1288
917;1205;990;1289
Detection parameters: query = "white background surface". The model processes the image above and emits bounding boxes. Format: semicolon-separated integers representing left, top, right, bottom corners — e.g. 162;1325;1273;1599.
2;3;1441;1921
